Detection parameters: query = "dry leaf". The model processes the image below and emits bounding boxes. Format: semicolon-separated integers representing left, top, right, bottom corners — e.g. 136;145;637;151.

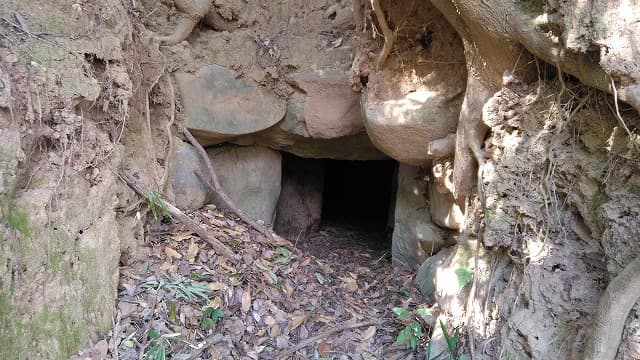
208;282;223;291
340;276;358;292
241;288;252;313
186;241;199;262
170;232;194;242
263;315;276;325
360;326;377;341
164;247;182;259
287;315;308;333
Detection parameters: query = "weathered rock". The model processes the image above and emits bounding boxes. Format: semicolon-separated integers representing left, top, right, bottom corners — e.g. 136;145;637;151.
207;146;282;226
286;69;364;139
414;247;453;301
175;65;286;145
391;164;446;269
275;154;324;239
169;140;208;210
363;88;463;166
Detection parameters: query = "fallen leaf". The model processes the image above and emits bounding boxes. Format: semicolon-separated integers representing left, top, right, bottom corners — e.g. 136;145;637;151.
207;282;223;291
186;241;199;262
170;232;194;242
263;316;276;325
164;247;182;259
241;288;252;313
361;325;377;341
287;315;308;333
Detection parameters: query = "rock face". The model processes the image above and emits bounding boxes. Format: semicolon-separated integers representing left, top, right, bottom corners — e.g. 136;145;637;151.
275;154;324;239
362;88;463;166
391;165;446;269
175;65;286;145
169;141;209;210
207;146;282;226
286;69;364;139
169;143;282;225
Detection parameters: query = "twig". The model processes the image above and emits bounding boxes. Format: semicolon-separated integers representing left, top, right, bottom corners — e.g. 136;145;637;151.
118;172;239;263
370;0;395;69
187;334;224;360
182;128;274;240
279;319;381;357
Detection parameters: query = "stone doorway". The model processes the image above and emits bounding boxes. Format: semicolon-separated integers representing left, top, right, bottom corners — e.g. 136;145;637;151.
275;153;396;255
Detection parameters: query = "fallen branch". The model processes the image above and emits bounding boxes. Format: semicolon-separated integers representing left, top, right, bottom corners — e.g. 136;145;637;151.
370;0;395;68
279;319;381;357
182;128;274;241
119;172;238;264
584;256;640;360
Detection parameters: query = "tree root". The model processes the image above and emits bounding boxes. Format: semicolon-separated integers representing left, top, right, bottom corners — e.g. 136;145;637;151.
182;128;275;241
154;0;210;45
370;0;395;69
584;257;640;360
119;172;238;264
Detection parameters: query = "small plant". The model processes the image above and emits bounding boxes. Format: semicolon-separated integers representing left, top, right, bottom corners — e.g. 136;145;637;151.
143;330;178;360
201;307;224;330
424;321;469;360
146;189;171;220
140;273;210;302
393;307;430;351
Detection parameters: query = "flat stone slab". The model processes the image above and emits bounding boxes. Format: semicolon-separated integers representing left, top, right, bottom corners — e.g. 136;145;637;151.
175;65;286;144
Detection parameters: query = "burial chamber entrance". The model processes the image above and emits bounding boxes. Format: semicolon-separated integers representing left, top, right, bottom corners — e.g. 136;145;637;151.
275;153;397;256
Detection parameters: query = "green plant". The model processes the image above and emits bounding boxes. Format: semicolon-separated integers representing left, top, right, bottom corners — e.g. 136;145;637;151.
201;307;224;330
393;307;429;351
146;189;171;220
140;273;210;302
424;321;469;360
143;330;189;360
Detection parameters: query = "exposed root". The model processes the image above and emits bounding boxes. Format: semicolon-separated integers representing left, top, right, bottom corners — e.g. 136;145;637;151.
182;128;275;241
154;0;210;45
370;0;395;69
584;257;640;360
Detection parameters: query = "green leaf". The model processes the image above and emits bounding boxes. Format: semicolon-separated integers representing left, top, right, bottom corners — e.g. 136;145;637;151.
454;267;473;289
395;326;409;346
416;308;432;317
459;354;471;360
201;307;224;330
392;307;411;320
144;342;166;360
168;301;177;322
273;247;292;264
148;329;160;340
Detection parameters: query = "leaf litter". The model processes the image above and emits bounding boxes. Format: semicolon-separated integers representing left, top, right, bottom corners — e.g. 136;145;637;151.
73;208;430;360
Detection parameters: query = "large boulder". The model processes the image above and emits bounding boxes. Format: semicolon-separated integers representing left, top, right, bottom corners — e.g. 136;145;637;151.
207;146;282;226
169;143;281;226
168;140;208;210
175;65;286;145
391;165;446;269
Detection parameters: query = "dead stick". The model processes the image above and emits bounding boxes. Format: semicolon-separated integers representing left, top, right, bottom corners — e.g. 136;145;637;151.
279;320;380;357
119;172;238;264
182;128;274;240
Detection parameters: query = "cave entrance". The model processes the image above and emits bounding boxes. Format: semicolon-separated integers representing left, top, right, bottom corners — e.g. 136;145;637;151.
275;153;397;256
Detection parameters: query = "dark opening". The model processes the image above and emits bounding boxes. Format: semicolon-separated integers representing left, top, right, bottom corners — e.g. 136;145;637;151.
321;159;395;232
275;154;397;254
